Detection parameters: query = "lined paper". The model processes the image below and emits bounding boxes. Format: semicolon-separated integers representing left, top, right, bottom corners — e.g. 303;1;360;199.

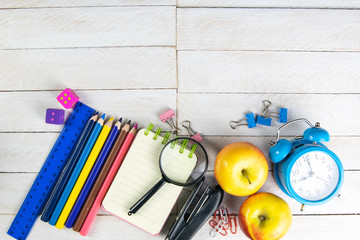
102;129;197;235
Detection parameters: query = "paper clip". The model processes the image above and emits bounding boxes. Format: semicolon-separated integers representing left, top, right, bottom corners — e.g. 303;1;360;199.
160;109;181;135
209;204;228;237
209;219;227;237
229;113;256;129
182;120;202;142
228;214;238;234
222;208;230;231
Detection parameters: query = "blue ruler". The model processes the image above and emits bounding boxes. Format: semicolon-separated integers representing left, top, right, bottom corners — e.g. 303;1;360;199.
7;101;95;240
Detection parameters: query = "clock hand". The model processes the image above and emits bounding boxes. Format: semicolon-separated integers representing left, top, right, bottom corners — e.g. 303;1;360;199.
298;175;311;182
315;176;332;184
306;159;314;174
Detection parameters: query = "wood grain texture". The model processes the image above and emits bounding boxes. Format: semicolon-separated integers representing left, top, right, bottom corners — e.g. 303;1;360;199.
178;51;360;93
177;93;360;136
177;8;360;51
1;214;359;240
177;0;360;8
1;171;358;215
0;7;175;49
0;90;176;132
1;2;360;240
0;47;176;90
0;0;175;8
195;215;360;240
2;134;359;172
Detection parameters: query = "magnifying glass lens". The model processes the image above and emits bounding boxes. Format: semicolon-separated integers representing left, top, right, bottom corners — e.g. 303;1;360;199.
160;139;207;186
128;138;208;215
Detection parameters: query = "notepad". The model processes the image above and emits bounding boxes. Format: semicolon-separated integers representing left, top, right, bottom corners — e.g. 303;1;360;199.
102;128;197;235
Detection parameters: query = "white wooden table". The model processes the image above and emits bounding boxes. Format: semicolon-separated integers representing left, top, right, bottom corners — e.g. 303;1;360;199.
1;1;360;239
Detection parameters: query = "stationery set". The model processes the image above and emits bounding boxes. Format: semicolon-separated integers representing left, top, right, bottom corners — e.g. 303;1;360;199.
8;93;223;240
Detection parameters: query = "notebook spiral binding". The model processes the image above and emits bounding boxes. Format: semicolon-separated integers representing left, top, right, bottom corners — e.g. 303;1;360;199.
144;123;197;158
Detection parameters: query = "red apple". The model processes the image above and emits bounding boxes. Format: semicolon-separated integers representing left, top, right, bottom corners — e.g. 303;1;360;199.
239;192;292;240
214;142;268;196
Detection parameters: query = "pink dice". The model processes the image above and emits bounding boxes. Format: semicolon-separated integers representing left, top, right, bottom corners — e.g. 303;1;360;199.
57;88;79;109
46;108;65;124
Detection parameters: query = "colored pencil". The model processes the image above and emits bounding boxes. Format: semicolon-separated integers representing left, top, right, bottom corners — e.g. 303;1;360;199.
56;117;114;229
73;120;131;232
49;114;105;226
65;119;121;228
40;112;99;222
80;123;137;236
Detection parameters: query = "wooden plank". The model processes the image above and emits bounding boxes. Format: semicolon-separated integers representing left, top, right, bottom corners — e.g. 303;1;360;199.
204;171;359;215
1;214;359;240
1;171;358;215
0;7;175;49
201;136;360;171
177;93;360;136
2;134;358;172
0;214;175;240
177;8;360;51
0;47;176;90
0;90;176;132
178;0;360;8
178;51;360;93
195;215;360;240
0;0;175;8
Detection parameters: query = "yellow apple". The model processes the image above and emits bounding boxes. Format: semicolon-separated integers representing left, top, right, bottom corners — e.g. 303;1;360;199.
239;192;292;240
214;142;268;196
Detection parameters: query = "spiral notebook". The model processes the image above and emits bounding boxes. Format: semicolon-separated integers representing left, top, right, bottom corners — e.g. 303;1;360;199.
102;125;197;235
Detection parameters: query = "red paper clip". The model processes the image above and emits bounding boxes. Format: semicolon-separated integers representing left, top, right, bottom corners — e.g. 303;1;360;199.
209;204;228;237
209;219;227;236
229;214;238;234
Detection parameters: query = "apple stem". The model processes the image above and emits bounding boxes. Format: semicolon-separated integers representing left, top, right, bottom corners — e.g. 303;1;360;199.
242;170;252;184
258;215;266;221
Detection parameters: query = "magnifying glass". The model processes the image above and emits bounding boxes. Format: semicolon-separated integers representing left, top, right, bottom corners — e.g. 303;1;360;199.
128;137;208;216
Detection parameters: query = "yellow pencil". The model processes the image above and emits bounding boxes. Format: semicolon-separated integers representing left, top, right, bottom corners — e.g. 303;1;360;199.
55;117;114;229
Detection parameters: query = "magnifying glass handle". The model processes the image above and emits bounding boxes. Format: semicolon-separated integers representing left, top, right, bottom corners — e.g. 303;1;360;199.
128;178;166;216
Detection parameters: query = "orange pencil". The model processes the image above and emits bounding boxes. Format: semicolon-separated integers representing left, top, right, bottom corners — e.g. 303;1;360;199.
80;124;138;236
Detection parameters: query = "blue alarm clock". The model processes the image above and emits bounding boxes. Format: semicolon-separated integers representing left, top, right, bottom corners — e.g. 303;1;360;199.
269;118;344;206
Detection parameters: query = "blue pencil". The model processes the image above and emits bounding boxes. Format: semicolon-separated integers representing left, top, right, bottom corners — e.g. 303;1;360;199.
49;113;105;226
40;112;99;222
65;119;121;228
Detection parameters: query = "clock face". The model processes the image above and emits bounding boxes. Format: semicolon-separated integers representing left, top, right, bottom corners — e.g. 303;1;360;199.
289;150;339;201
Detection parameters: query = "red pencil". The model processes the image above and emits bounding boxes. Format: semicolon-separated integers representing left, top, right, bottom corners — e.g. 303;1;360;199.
80;124;138;236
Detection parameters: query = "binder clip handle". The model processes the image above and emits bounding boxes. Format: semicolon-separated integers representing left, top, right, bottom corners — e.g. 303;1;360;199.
266;108;287;123
261;100;287;123
182;120;202;142
261;100;272;115
159;109;181;135
256;100;273;126
229;113;256;129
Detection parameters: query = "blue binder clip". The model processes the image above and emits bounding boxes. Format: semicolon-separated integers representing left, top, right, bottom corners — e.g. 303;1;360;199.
256;100;273;126
258;100;287;124
266;108;287;123
256;115;272;126
229;113;256;129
